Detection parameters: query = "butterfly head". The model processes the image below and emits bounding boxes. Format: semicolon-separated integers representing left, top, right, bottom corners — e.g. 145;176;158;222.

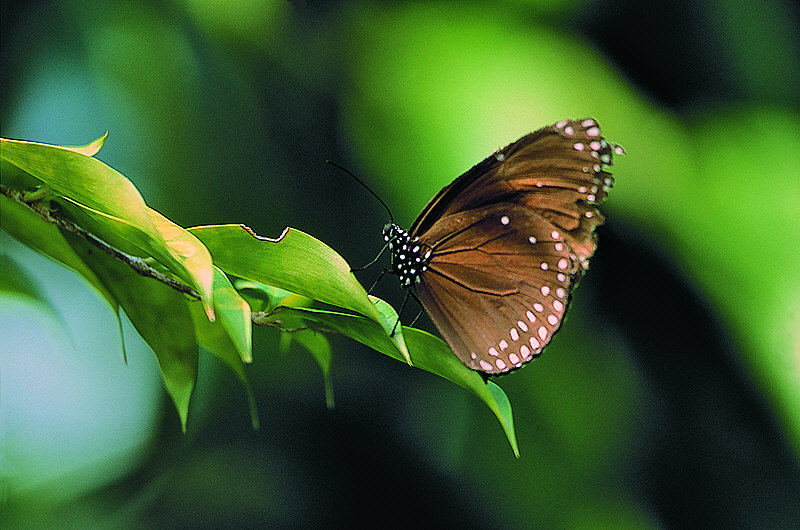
382;223;402;243
383;223;432;287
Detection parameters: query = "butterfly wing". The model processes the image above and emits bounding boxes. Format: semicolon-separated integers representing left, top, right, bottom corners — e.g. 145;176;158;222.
411;118;620;373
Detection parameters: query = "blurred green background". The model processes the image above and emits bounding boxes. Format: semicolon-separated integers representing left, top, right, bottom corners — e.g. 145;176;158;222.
2;0;799;527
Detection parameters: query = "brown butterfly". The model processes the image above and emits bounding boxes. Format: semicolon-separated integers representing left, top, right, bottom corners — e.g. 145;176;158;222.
382;118;623;374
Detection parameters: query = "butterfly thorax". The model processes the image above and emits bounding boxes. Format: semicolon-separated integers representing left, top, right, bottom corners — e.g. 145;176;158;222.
383;223;432;287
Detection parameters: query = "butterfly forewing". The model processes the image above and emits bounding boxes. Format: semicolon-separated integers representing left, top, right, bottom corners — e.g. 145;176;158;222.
406;118;621;374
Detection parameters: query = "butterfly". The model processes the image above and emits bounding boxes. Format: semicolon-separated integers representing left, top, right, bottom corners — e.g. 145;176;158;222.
382;118;623;374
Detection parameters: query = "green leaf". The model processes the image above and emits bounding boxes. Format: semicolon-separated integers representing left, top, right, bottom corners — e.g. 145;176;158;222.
367;295;410;364
288;329;335;409
58;202;216;321
0;253;50;307
484;380;518;457
64;231;199;431
0;157;40;190
211;266;252;363
234;279;312;313
264;306;519;456
0;137;215;318
189;224;409;360
1;137;156;235
235;279;334;406
145;208;215;320
190;293;259;430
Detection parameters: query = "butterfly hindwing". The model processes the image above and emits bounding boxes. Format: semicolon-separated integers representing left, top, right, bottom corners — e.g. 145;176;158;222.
415;204;577;373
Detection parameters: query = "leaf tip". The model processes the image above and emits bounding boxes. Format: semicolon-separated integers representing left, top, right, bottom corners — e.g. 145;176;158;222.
249;401;260;430
69;131;110;156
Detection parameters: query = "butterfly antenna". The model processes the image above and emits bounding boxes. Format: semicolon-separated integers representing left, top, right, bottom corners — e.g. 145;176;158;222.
326;160;394;224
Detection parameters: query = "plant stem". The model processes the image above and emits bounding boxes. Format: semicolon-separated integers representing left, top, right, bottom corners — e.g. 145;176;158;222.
0;184;200;300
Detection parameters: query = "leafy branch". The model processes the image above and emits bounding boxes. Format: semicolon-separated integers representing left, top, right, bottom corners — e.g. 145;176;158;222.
0;134;519;456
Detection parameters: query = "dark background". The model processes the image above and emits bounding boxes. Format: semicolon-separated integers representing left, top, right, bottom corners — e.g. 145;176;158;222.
2;0;799;527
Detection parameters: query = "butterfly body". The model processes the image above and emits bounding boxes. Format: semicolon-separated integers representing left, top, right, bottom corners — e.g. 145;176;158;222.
385;118;622;374
384;224;432;287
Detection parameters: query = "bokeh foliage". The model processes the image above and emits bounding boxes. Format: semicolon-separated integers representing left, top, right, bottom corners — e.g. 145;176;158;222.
2;0;799;527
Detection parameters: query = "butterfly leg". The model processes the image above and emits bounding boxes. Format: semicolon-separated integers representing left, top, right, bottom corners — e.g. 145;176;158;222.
367;268;392;295
351;242;390;272
391;289;424;335
391;290;411;335
407;290;424;327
